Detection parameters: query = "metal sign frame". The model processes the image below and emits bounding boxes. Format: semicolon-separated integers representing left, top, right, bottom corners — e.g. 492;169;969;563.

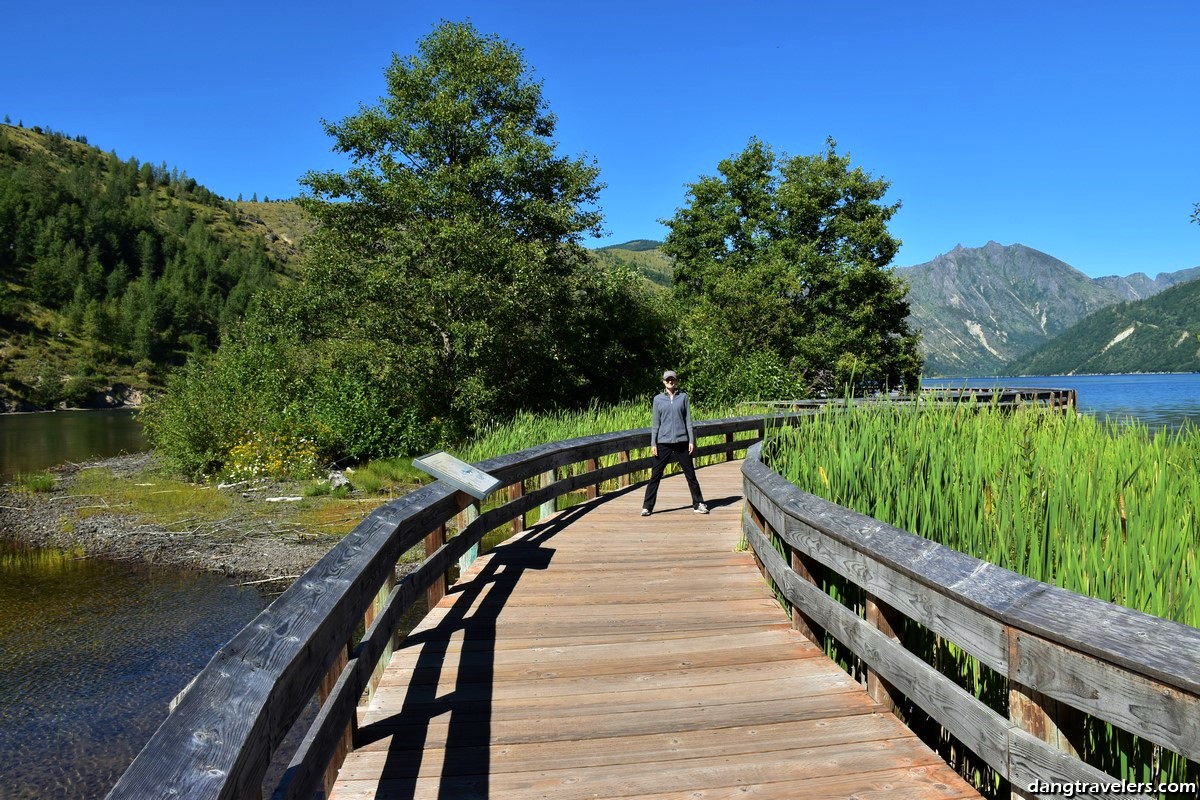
413;451;502;500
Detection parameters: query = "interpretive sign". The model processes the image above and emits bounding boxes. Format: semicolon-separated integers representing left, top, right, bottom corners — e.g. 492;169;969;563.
413;451;502;500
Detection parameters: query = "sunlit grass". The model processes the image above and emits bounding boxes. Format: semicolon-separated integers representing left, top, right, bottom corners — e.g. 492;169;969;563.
765;400;1200;791
14;471;55;493
72;467;233;526
767;401;1200;628
346;457;428;495
458;399;752;463
457;401;648;462
292;499;375;536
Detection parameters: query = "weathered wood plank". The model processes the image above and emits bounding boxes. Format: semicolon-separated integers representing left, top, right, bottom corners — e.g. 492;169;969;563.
331;460;978;800
331;741;959;800
742;441;1197;798
742;444;1200;696
1013;629;1200;761
781;512;1010;673
107;484;461;800
743;508;1013;773
337;715;921;779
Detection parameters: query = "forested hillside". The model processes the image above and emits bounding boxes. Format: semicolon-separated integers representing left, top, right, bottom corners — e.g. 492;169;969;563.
0;124;288;409
896;242;1122;376
593;240;673;287
1006;278;1200;375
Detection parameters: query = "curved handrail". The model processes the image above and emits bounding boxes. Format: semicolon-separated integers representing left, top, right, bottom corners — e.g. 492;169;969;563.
741;441;1200;797
105;414;784;800
746;386;1077;411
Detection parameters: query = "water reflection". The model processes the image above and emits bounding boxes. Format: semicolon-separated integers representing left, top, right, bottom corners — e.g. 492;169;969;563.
0;540;266;799
0;409;146;479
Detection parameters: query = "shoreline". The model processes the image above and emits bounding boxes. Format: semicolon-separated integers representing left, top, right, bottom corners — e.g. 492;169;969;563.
0;453;347;591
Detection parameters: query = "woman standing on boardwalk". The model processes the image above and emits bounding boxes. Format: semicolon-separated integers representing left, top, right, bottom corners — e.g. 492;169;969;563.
641;370;708;516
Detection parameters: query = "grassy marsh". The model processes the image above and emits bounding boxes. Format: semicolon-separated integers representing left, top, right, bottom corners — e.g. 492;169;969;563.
765;400;1200;792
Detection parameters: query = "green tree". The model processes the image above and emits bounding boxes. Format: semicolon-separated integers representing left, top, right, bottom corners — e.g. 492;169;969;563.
662;137;921;399
295;20;605;436
146;21;680;475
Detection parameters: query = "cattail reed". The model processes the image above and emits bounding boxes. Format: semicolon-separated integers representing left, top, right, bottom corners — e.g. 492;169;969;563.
765;399;1199;793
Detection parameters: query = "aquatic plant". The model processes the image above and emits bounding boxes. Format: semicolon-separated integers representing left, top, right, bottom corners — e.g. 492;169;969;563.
15;471;55;493
767;401;1199;627
765;400;1200;792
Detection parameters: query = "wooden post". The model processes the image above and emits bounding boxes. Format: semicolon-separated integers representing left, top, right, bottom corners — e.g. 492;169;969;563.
538;469;556;521
319;644;353;799
865;593;903;713
745;501;769;581
363;569;398;704
510;481;525;534
424;524;448;610
724;432;736;462
458;500;480;574
585;458;599;499
1006;626;1085;798
618;450;631;487
790;548;826;648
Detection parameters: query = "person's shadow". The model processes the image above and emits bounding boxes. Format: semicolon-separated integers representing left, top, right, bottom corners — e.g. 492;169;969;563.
354;494;621;798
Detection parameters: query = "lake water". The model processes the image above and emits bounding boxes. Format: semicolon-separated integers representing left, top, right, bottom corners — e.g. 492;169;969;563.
0;411;257;799
0;541;266;799
0;409;147;480
922;373;1200;432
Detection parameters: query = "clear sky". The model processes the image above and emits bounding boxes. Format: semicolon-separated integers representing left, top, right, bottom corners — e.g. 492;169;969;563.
4;1;1197;278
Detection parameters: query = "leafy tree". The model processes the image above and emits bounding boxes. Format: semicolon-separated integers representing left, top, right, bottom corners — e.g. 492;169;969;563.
293;20;605;436
146;22;684;474
662;137;921;400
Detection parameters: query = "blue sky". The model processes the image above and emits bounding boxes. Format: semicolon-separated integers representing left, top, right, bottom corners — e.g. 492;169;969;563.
4;1;1197;278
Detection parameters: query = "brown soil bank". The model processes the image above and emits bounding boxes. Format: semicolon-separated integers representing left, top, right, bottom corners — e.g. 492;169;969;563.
0;453;378;590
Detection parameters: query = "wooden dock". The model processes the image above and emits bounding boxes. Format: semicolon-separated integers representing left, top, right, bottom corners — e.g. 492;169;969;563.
329;461;980;799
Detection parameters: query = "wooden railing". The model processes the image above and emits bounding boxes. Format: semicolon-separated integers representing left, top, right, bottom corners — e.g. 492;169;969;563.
741;441;1199;799
748;386;1078;412
105;415;777;800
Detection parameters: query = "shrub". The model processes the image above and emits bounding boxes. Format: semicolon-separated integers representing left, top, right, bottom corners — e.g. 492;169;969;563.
223;430;320;482
16;471;55;492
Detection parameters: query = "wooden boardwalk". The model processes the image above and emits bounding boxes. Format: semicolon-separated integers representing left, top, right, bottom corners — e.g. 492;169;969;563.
329;461;981;799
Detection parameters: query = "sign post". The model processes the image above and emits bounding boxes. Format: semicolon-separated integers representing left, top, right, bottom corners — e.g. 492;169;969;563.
413;452;502;572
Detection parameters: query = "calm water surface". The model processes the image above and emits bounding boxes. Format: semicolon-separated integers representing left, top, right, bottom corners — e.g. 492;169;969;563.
0;541;266;799
1;409;254;798
0;409;146;479
923;373;1200;431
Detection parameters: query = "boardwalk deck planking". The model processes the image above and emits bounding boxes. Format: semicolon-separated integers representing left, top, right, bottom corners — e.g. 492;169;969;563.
329;461;980;799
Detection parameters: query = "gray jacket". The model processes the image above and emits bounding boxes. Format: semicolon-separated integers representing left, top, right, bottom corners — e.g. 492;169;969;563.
650;391;695;445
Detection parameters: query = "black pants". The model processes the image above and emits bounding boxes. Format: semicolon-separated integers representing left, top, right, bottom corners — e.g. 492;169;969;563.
642;441;704;511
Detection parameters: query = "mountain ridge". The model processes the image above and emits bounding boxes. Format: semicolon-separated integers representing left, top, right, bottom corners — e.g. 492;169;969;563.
896;241;1198;375
596;239;1199;377
1005;278;1200;375
0;123;297;410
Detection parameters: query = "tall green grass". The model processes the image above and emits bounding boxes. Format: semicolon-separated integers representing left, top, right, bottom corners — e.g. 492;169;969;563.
765;400;1200;792
14;471;56;493
766;401;1199;628
457;402;650;462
